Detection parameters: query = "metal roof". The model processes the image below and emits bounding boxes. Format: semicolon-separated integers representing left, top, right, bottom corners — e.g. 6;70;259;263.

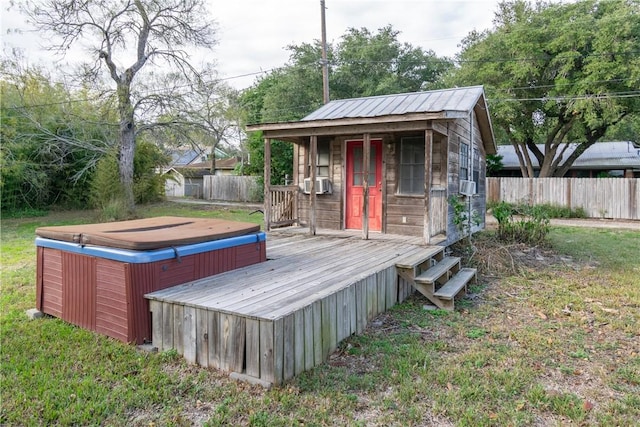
302;86;486;121
498;141;640;170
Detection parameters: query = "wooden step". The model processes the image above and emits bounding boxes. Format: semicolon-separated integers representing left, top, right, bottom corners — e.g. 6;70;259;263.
433;268;477;300
415;256;460;284
395;246;444;270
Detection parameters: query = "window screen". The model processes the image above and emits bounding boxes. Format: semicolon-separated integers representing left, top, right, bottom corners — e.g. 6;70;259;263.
399;137;425;195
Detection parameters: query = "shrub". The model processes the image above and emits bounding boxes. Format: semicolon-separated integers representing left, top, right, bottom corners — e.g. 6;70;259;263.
495;203;550;246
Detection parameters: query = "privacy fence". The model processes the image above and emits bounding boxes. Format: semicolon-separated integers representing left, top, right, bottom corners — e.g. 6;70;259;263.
203;176;262;203
487;177;639;220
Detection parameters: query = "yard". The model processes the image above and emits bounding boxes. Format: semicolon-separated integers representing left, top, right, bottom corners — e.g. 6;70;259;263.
1;202;639;426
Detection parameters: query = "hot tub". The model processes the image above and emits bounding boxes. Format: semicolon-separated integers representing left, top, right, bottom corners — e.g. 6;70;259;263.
35;217;266;344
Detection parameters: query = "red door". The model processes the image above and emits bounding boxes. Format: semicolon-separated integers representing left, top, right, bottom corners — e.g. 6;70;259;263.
346;139;382;231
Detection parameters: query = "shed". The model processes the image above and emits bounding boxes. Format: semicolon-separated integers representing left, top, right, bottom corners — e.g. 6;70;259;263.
247;86;496;245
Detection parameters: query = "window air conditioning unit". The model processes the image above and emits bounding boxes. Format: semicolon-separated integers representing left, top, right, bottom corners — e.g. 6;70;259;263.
303;177;332;195
459;180;476;196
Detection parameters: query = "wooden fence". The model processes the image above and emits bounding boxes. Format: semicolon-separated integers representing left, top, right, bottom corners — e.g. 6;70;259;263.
487;177;639;220
203;176;261;203
267;186;299;228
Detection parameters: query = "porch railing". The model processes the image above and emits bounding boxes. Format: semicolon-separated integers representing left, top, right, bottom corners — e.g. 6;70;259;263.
268;185;299;228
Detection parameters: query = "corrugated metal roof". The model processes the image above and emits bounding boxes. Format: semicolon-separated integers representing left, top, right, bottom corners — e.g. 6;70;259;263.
302;86;485;121
498;141;640;169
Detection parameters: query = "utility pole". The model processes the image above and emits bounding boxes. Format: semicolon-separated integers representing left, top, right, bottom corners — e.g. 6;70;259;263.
320;0;329;104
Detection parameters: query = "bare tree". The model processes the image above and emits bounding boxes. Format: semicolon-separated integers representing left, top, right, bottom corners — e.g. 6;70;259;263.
24;0;217;211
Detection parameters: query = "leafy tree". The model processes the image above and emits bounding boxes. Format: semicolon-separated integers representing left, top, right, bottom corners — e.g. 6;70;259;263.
24;0;218;212
450;0;640;177
1;59;114;211
241;25;453;181
332;26;452;99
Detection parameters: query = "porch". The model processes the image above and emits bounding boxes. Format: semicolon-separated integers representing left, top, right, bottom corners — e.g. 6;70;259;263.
146;229;475;386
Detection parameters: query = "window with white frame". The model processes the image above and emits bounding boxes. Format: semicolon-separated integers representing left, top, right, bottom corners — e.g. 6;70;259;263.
398;136;425;195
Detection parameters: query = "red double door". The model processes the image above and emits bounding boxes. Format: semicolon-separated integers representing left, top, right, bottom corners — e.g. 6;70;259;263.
345;139;382;231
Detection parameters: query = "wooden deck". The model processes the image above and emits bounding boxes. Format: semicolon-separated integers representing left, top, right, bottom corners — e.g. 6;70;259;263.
146;230;444;386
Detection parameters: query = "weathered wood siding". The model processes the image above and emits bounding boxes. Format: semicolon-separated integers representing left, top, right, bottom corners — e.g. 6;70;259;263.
487;177;640;220
203;175;261;202
446;111;487;244
291;115;490;243
297;138;343;230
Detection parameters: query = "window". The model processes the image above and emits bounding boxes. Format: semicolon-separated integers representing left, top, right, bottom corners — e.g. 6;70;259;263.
309;142;330;177
459;141;469;181
398;136;425;195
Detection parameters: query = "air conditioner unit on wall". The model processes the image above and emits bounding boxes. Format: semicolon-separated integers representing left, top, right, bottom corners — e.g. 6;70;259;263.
303;177;332;195
459;180;476;196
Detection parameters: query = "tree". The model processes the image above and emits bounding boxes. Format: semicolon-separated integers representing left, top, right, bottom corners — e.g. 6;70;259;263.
241;25;453;180
25;0;217;211
450;0;640;177
185;79;243;174
1;58;115;211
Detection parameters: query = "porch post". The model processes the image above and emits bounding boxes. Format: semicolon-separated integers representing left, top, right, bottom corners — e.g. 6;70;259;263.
264;138;272;231
424;129;433;244
362;133;370;240
309;135;317;235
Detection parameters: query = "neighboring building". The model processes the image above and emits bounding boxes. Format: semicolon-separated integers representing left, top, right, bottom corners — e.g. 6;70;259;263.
495;141;640;178
248;86;497;245
163;147;240;198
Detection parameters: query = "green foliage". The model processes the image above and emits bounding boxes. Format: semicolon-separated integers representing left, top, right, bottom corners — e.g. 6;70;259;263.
242;25;453;124
90;142;169;216
1;61;115;213
494;203;551;245
486;153;504;176
132;140;170;204
490;201;587;219
449;194;481;240
450;0;640;177
243;131;293;186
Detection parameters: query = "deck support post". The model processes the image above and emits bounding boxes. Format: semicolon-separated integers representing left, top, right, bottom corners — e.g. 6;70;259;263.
309;136;318;235
424;129;433;244
264;138;272;231
362;133;370;240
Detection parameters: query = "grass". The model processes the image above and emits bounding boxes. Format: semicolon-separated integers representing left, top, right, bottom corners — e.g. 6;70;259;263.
2;202;639;426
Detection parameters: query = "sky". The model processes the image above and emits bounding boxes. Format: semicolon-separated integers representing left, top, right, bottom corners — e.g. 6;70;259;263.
1;0;501;90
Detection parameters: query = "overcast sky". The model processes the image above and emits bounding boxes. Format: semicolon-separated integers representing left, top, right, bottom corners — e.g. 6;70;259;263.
1;0;501;90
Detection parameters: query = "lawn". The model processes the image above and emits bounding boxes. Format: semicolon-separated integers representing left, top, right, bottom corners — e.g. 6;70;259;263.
1;202;638;426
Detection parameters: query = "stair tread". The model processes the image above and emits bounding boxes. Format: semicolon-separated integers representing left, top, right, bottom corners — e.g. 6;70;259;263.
433;268;477;299
415;256;460;284
395;246;444;269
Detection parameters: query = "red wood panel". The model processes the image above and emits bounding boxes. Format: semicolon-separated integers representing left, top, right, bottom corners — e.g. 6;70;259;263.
61;252;96;330
37;240;267;345
95;259;129;342
40;248;63;317
129;263;160;344
235;242;267;269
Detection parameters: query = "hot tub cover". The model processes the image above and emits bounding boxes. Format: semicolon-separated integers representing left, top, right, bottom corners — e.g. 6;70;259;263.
35;216;261;250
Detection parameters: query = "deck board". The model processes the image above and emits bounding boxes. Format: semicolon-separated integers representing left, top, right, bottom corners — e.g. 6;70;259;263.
148;233;427;320
145;229;437;385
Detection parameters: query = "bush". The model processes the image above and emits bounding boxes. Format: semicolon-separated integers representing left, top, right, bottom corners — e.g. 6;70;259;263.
494;203;550;246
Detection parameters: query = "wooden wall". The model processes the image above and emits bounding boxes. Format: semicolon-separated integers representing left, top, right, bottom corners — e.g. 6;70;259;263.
291;113;491;243
149;263;408;385
445;111;488;244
